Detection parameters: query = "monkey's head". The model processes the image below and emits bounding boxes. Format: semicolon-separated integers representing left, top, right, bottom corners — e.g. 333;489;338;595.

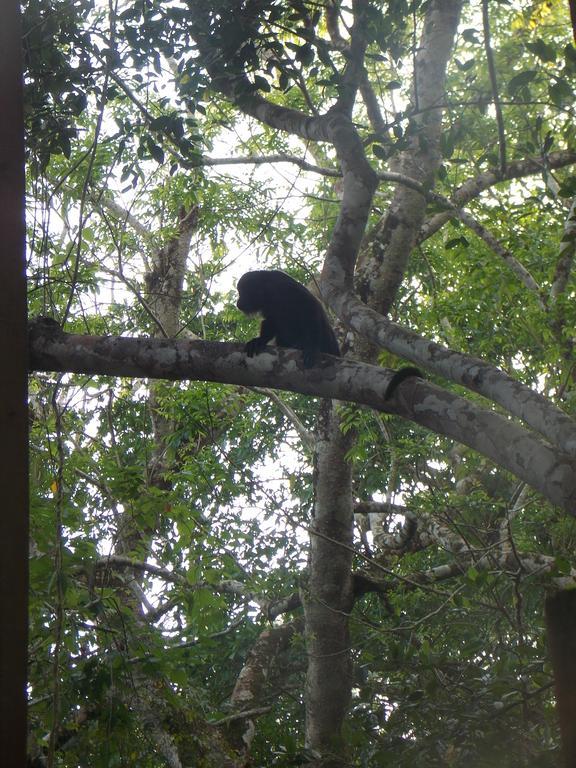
236;271;267;314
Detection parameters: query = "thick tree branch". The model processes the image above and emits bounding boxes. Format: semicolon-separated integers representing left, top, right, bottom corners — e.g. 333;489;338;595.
355;0;463;318
29;324;576;513
321;288;576;458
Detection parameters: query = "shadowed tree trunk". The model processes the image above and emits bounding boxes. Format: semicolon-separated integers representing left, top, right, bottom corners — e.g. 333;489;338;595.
0;1;28;763
545;589;576;768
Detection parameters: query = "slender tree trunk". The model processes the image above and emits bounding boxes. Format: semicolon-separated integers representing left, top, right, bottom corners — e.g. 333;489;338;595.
304;400;355;757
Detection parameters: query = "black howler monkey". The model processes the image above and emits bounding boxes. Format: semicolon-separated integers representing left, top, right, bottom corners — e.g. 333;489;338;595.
236;270;423;392
236;270;340;368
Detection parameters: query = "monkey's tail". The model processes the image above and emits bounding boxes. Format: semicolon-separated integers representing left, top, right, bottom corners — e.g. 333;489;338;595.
384;366;423;400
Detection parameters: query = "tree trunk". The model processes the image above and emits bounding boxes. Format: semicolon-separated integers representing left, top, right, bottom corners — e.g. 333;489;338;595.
304;400;355;758
545;589;576;767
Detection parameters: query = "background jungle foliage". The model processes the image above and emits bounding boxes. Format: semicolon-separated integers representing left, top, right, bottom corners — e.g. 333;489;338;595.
23;0;576;766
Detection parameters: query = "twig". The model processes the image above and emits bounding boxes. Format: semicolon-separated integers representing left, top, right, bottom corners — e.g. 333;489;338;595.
482;0;506;174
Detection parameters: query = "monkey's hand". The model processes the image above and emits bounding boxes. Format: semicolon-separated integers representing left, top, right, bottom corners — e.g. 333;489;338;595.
244;337;267;358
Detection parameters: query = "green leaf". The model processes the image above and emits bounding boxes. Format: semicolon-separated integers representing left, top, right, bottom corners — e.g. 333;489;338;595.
372;143;389;160
549;78;573;107
507;70;537;95
147;139;165;164
279;71;291;91
295;43;314;66
466;566;479;582
455;57;476;71
253;75;271;92
445;236;469;249
526;39;557;63
462;28;480;44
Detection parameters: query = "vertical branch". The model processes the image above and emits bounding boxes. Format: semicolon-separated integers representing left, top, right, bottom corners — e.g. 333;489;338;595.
355;0;462;332
47;390;66;768
62;0;118;324
482;0;506;175
550;197;576;303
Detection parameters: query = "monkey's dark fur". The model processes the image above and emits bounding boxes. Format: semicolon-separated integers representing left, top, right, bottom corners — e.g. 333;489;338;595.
384;366;423;399
237;270;340;368
236;270;423;391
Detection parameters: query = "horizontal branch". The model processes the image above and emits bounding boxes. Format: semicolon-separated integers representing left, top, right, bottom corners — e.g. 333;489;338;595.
420;150;576;242
322;288;576;458
93;556;271;612
29;321;576;513
193;152;429;195
193;152;340;177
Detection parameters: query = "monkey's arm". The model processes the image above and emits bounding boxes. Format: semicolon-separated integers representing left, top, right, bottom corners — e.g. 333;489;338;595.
244;318;276;358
